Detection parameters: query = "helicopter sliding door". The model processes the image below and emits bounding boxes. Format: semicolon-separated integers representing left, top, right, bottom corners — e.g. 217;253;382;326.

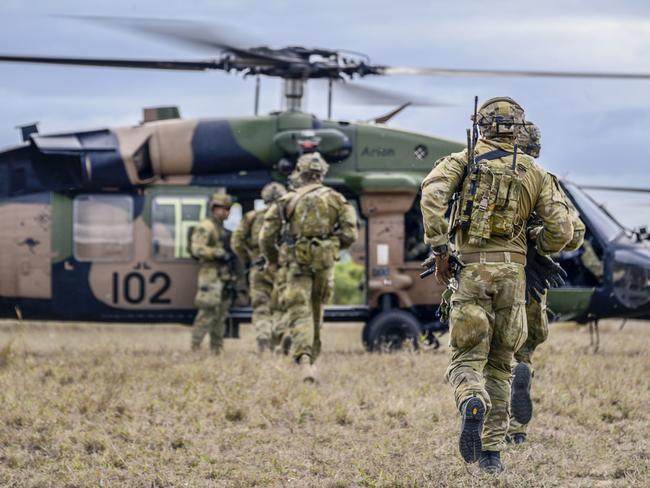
0;193;52;319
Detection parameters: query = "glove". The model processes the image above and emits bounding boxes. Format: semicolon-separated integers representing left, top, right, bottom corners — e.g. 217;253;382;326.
434;253;454;285
525;241;568;303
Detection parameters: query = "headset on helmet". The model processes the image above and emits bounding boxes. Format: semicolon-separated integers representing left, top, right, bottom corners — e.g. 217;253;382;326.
516;122;541;158
474;96;526;140
261;182;287;203
295;152;329;179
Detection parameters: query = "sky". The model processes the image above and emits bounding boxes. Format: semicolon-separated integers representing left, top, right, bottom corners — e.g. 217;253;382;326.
1;0;650;228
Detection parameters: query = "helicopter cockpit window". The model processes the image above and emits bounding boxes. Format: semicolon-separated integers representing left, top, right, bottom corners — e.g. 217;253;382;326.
563;183;625;243
73;195;134;262
152;196;208;260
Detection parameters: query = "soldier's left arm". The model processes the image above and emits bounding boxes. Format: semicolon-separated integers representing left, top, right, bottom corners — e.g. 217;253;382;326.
334;196;359;250
259;204;282;265
533;173;574;254
231;212;252;263
420;153;466;247
563;193;586;252
561;211;586;252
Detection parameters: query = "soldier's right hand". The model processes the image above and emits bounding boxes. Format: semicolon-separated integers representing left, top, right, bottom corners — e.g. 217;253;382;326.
434;252;453;286
265;261;278;274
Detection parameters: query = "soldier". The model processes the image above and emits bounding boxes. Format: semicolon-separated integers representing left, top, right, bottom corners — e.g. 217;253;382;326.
231;182;287;353
420;97;574;473
508;122;585;444
259;152;358;382
190;192;234;354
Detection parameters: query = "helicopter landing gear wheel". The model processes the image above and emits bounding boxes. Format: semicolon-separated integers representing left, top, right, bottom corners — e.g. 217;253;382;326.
363;310;421;352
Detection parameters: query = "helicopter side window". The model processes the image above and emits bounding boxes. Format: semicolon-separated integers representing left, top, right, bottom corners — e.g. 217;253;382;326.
73;195;134;262
152;196;208;260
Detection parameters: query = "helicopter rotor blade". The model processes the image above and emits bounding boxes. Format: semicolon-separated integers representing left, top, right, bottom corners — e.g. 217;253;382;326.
579;184;650;193
332;81;449;107
381;66;650;81
67;16;295;66
0;54;220;71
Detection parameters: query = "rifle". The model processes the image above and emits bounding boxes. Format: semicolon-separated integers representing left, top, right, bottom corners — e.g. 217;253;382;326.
460;96;480;231
221;230;239;302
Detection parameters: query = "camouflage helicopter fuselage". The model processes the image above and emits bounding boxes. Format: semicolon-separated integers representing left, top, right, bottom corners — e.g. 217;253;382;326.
4;109;647;345
0;110;463;329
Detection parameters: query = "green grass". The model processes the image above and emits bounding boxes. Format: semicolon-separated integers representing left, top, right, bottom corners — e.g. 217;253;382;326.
0;319;648;486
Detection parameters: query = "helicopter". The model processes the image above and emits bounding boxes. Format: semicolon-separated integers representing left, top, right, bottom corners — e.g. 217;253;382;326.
1;17;649;350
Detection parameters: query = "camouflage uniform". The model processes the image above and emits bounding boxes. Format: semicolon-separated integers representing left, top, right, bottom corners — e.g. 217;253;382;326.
421;98;574;459
231;183;286;352
508;125;586;438
191;193;234;354
259;153;358;371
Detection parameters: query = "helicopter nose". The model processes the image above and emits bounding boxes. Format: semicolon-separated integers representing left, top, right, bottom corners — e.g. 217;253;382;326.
610;247;650;310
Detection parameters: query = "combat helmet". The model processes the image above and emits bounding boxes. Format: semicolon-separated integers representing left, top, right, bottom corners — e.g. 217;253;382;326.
295;152;329;183
261;182;287;203
516;122;541;158
475;96;525;140
209;192;233;208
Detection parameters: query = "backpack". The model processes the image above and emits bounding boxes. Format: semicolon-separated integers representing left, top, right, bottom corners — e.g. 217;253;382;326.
290;186;333;238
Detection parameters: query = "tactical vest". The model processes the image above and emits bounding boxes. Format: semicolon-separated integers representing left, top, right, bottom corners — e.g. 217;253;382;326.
452;149;528;247
188;218;227;262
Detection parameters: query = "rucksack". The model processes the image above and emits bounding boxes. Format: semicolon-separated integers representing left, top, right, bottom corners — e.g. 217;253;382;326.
289;185;333;239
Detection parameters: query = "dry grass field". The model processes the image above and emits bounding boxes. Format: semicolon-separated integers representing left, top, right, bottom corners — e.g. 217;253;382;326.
0;319;648;487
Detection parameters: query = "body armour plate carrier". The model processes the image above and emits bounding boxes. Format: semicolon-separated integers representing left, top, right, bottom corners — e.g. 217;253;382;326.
452;149;524;247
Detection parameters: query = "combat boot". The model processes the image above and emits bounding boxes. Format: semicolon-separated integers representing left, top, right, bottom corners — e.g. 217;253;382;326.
512;433;526;444
505;433;526;445
511;362;533;424
458;396;486;463
296;354;318;384
478;451;504;474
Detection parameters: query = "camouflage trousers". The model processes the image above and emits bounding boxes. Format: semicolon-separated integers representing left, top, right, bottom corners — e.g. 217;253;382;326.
509;291;548;436
250;266;274;350
270;266;289;351
277;262;334;363
192;276;229;354
446;262;528;452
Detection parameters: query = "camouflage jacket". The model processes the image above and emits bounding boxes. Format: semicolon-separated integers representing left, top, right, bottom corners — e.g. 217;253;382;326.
421;139;573;256
190;217;231;275
231;208;265;264
562;186;586;252
259;183;358;266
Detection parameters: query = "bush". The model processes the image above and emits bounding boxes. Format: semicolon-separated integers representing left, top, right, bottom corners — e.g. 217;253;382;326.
332;261;364;305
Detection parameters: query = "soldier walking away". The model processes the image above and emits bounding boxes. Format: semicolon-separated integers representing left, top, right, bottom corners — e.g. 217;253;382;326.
231;182;287;353
420;97;574;473
259;152;358;382
190;193;235;354
508;122;585;444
